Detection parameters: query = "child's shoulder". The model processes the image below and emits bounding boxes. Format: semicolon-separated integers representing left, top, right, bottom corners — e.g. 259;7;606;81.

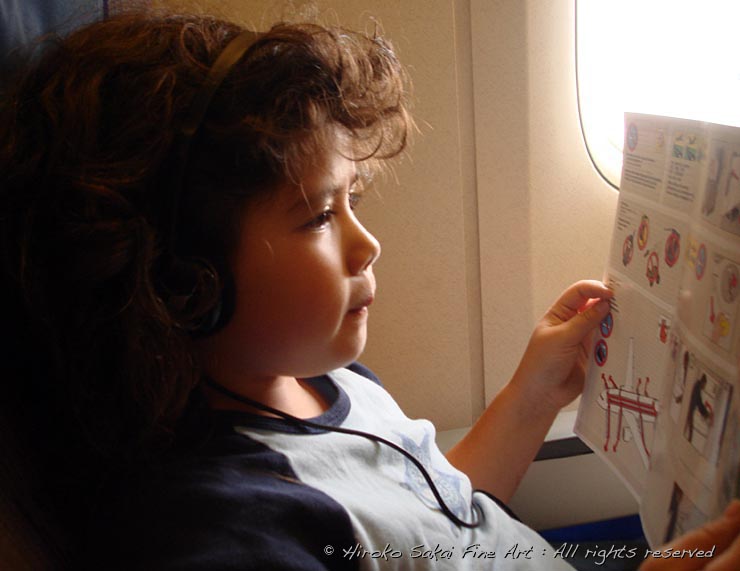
85;424;358;569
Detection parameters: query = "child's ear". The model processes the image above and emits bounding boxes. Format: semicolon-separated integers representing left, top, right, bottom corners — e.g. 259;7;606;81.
159;256;235;337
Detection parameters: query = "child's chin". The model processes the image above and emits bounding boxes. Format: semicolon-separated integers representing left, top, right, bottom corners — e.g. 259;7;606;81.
334;342;367;370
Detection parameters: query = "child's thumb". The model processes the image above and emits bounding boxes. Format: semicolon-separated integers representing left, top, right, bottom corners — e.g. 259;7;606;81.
563;299;611;344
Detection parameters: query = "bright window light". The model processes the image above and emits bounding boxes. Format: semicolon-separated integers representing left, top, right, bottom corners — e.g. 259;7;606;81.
576;0;740;189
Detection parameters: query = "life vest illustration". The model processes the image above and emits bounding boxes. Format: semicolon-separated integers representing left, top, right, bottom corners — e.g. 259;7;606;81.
646;251;660;286
637;215;649;251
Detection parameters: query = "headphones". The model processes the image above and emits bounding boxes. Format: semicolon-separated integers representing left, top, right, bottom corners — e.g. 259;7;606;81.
161;30;260;337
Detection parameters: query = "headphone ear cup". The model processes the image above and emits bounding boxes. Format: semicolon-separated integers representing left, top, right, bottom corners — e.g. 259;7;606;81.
161;257;234;336
192;264;235;337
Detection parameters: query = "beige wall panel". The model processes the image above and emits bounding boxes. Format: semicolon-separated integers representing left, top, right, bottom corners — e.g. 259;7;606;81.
472;0;618;406
527;2;617;341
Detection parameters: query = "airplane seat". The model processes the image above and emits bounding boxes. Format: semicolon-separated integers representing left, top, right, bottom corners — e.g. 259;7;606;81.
1;1;103;564
0;413;58;570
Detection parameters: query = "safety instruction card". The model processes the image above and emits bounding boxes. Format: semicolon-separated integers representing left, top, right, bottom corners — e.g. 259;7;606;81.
575;112;740;547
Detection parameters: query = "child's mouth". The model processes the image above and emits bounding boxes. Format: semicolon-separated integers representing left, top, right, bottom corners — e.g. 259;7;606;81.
348;294;374;316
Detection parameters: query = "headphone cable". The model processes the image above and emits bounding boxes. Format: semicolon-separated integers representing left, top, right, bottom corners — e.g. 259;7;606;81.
202;376;482;529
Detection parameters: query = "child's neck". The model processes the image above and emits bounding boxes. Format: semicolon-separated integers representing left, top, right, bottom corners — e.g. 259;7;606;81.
203;374;329;419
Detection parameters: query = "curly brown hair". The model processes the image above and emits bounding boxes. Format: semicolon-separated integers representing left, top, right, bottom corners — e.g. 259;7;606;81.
0;10;411;563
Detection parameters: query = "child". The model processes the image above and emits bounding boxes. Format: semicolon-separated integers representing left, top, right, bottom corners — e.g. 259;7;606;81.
0;10;737;571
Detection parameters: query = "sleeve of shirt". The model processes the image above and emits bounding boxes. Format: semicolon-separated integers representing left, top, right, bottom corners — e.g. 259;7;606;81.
85;437;359;571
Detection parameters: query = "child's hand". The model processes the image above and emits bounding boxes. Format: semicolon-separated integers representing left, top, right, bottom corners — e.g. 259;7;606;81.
640;500;740;571
447;280;612;499
511;280;612;414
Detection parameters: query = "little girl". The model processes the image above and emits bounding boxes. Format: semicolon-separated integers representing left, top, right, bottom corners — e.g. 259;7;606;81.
1;9;737;571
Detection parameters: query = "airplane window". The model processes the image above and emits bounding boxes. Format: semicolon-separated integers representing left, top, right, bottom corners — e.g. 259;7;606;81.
576;0;740;189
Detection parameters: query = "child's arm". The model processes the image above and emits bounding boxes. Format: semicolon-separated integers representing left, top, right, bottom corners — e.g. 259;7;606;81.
445;280;612;502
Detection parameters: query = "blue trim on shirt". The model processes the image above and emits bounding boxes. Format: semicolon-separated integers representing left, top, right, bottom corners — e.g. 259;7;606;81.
209;363;380;435
87;422;360;570
347;361;383;386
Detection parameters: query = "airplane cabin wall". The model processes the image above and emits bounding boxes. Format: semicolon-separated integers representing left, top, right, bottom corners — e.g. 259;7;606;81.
472;1;618;409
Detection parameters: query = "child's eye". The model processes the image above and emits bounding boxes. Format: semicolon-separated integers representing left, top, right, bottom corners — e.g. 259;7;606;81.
304;210;334;230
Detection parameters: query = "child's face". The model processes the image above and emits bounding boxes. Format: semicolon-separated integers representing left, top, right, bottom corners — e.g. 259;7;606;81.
206;145;381;381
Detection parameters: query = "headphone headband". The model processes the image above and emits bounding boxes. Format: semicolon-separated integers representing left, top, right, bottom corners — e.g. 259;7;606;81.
169;29;260;251
163;29;259;336
180;30;261;138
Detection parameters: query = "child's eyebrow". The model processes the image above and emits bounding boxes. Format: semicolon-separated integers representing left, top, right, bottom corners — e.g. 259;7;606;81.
287;172;360;214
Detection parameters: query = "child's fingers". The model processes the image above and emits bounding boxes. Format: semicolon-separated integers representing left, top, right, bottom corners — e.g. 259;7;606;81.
547;280;612;322
706;528;740;570
706;501;740;571
640;500;740;571
559;298;611;345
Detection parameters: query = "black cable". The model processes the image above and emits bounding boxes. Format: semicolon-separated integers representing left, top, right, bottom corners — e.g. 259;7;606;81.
202;376;482;529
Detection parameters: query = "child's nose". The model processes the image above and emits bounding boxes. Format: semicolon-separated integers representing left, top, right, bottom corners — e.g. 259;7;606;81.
347;217;381;275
